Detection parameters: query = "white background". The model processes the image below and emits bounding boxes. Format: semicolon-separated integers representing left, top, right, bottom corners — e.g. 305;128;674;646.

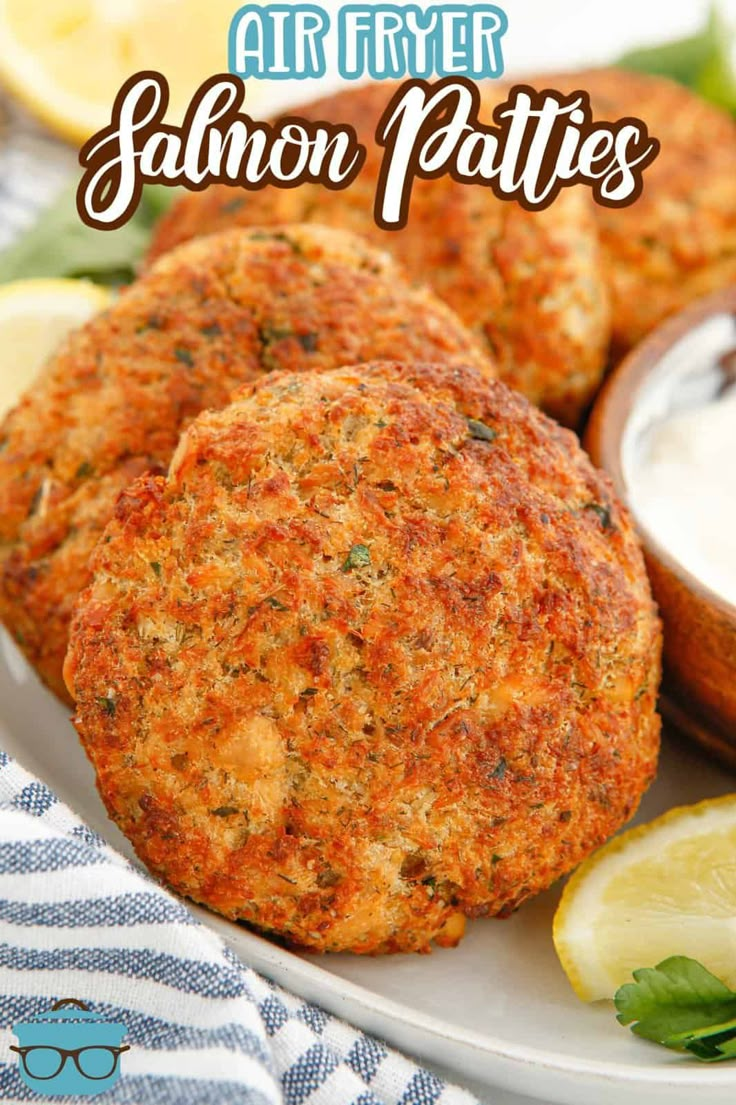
262;0;736;111
501;0;736;73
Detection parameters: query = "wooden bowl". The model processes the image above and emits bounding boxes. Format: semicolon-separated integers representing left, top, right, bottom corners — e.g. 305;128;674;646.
586;287;736;769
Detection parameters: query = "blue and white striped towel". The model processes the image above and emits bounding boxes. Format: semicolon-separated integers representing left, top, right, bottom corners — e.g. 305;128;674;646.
0;752;479;1105
0;97;76;251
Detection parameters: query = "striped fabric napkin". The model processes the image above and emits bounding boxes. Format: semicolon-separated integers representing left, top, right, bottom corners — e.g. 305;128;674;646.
0;96;76;251
0;752;479;1105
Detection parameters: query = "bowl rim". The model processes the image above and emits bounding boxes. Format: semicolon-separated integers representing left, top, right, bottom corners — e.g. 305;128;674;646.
585;284;736;625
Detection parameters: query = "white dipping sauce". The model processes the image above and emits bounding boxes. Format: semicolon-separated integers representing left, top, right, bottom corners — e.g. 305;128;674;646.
630;387;736;607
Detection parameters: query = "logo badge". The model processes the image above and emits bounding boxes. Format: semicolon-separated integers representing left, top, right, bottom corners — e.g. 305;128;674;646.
11;999;129;1097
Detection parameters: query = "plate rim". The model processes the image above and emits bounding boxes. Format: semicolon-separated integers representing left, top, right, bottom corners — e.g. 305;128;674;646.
209;910;736;1088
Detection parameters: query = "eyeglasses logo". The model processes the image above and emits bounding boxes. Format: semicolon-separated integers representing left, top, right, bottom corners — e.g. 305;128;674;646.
11;999;129;1097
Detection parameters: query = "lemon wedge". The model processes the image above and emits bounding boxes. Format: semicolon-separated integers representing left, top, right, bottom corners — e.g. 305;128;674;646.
0;278;111;418
554;795;736;1001
0;0;246;146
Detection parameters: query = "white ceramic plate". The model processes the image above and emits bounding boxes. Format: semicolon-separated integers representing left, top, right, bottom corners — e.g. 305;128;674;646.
2;630;736;1105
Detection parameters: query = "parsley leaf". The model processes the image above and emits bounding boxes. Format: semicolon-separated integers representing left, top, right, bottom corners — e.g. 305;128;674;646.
615;957;736;1061
342;544;371;572
0;183;179;287
617;8;736;116
668;1017;736;1061
97;696;117;717
467;418;497;442
583;501;612;529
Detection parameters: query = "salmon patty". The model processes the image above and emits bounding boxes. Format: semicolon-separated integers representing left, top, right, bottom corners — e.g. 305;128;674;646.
147;82;611;426
65;361;661;954
0;226;490;701
525;68;736;353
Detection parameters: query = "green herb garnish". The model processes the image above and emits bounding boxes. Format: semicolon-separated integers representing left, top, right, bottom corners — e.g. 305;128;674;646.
491;756;506;780
342;544;371;572
221;197;245;215
0;183;178;287
174;347;194;367
467;418;497;442
259;324;294;345
617;7;736;116
615;957;736;1061
297;332;319;352
97;696;116;717
583;502;612;529
264;596;289;611
316;867;342;888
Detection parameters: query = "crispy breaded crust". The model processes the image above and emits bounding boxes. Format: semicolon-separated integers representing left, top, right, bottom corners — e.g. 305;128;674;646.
147;82;611;425
526;68;736;352
0;226;490;701
65;362;661;954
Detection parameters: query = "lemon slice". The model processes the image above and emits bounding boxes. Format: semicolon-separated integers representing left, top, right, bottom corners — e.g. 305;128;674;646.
554;795;736;1001
0;0;248;146
0;278;111;418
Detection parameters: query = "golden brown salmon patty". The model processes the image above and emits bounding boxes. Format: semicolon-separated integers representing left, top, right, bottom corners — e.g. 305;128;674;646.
147;82;611;426
0;226;490;702
65;362;661;955
525;69;736;352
